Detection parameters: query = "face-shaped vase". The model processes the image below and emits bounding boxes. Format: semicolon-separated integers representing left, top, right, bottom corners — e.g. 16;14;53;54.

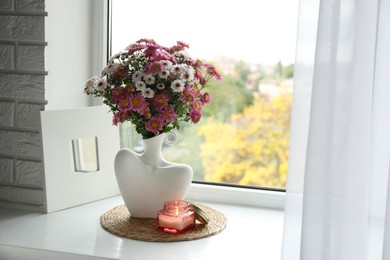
114;134;193;218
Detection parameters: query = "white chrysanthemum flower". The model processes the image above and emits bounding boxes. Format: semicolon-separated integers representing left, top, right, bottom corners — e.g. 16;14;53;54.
176;50;190;60
181;64;190;70
161;60;173;68
187;65;195;74
109;51;127;63
144;74;155;85
132;71;143;82
96;78;107;91
101;63;119;77
157;83;165;90
84;76;98;94
170;65;182;76
180;66;195;82
135;81;146;91
142;88;155;98
170;79;185;92
159;70;169;79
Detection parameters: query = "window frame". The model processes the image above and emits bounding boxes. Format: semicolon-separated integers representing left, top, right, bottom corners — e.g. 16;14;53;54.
94;0;286;210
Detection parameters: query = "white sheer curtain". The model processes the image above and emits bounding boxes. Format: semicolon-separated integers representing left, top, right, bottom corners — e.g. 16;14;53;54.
282;0;390;259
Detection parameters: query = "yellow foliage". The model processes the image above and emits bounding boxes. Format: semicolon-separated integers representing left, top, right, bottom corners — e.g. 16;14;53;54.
198;94;292;188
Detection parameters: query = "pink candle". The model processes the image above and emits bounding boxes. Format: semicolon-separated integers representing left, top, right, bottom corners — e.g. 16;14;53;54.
157;200;195;234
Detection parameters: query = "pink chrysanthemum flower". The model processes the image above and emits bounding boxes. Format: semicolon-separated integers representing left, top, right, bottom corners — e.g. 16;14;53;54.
125;43;145;52
112;110;129;126
183;85;196;96
136;38;157;45
170;41;190;52
114;67;128;81
201;92;211;104
118;96;131;112
183;85;194;95
140;105;151;118
177;41;189;48
170;79;184;92
145;61;163;74
182;92;195;102
127;44;148;56
153;93;169;110
145;116;164;134
191;100;202;111
204;64;222;81
111;87;123;103
158;51;172;61
163;105;177;123
182;85;196;102
144;45;159;58
194;69;206;86
129;93;147;113
189;109;202;124
124;84;134;94
112;111;129;125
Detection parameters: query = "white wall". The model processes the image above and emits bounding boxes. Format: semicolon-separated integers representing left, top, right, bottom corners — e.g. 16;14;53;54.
0;0;47;211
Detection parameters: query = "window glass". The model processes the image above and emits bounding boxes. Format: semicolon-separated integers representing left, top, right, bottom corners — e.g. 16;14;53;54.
111;0;299;190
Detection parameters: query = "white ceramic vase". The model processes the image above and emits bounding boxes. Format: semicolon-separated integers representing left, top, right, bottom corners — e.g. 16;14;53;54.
114;133;193;219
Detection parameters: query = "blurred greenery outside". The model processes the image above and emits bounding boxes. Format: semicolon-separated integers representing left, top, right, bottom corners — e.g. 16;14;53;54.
119;59;293;189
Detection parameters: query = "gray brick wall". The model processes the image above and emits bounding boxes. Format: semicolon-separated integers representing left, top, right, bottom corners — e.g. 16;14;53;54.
0;0;47;211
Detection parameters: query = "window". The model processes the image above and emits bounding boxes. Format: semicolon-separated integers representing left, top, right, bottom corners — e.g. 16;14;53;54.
110;0;299;191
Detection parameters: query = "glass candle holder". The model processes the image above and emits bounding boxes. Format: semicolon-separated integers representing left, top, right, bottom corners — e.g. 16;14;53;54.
157;200;196;234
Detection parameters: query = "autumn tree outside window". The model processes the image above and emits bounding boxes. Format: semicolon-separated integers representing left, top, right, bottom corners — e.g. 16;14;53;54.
111;0;299;190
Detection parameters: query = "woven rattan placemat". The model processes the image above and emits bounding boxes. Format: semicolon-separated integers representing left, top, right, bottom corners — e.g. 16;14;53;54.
100;203;227;242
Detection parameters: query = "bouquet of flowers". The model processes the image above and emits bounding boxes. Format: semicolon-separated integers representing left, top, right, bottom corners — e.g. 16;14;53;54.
84;38;222;139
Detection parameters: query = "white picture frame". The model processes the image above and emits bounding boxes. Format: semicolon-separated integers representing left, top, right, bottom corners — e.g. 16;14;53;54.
40;106;120;213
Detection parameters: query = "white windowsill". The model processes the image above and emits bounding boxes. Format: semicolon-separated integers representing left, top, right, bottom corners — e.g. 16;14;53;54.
0;194;284;260
187;183;285;210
